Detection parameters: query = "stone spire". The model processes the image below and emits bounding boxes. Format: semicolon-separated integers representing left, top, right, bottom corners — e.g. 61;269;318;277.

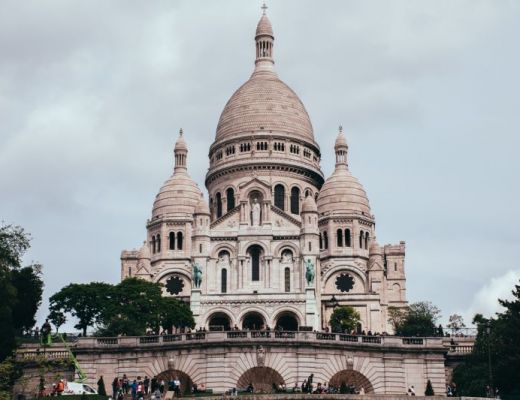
254;3;275;72
335;125;349;168
174;128;188;172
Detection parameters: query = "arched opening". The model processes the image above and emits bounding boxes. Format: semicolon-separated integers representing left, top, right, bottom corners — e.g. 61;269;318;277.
328;370;374;394
284;267;290;292
345;229;351;247
249;191;263;226
275;312;299;331
337;229;343;247
319;233;323;250
207;312;231;331
274;184;285;210
177;232;183;250
221;268;227;293
359;230;364;249
216;192;223;218
305;189;311;198
242;311;265;330
237;367;285;394
151;236;156;254
169;232;175;250
247;245;263;282
156;369;193;396
156;234;161;253
226;188;235;211
290;187;300;214
365;232;369;249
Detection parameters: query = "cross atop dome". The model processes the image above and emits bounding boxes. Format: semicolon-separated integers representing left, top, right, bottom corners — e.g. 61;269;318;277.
261;2;268;15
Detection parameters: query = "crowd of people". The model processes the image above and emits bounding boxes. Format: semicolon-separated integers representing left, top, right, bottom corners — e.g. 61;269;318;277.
111;375;184;400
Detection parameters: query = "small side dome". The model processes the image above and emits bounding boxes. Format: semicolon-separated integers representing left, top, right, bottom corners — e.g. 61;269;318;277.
138;241;151;260
194;195;210;215
369;238;382;256
152;174;202;219
317;168;371;216
302;195;318;213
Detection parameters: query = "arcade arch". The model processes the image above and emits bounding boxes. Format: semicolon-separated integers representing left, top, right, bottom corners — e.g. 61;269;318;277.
237;367;285;393
328;370;374;394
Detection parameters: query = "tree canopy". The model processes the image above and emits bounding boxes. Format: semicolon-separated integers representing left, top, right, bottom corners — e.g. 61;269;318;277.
0;224;43;361
453;280;520;398
390;301;441;336
329;306;360;333
49;277;194;336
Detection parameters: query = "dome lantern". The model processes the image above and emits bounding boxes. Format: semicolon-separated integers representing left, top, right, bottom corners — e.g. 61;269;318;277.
255;3;274;71
335;125;349;168
174;128;188;172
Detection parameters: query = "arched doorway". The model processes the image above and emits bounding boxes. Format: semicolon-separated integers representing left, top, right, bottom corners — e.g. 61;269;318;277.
156;369;193;396
207;312;231;331
329;370;374;394
275;312;299;331
242;311;265;330
237;367;285;393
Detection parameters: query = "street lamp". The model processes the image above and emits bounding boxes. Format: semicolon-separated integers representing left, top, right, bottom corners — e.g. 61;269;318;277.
330;295;339;309
486;321;493;396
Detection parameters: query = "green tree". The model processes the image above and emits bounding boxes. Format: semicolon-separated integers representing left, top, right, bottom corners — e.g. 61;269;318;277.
0;224;43;361
49;282;114;335
425;379;434;396
159;298;195;333
453;281;520;398
393;301;441;337
11;265;44;334
329;306;361;333
447;313;466;333
47;309;67;333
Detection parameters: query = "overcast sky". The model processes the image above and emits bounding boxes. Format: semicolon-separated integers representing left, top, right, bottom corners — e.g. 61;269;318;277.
1;0;519;330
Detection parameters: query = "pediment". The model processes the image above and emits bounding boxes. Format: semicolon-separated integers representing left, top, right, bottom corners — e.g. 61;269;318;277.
238;177;271;191
210;207;240;230
271;206;302;229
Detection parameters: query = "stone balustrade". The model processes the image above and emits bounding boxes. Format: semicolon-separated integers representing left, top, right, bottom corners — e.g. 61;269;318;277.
75;331;444;350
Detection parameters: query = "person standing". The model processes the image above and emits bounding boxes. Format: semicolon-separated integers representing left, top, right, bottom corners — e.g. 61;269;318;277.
112;377;119;399
144;376;150;395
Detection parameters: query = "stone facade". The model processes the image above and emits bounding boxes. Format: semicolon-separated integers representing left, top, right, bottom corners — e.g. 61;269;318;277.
120;10;408;334
74;333;447;395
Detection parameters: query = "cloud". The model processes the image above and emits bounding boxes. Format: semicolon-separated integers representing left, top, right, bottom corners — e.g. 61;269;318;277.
458;270;520;324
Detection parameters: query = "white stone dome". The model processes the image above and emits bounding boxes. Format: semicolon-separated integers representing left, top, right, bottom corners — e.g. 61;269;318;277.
194;195;210;215
302;195;318;213
215;71;314;143
152;172;202;219
317;166;371;216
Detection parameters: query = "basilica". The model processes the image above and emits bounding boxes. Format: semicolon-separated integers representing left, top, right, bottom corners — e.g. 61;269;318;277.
120;9;408;334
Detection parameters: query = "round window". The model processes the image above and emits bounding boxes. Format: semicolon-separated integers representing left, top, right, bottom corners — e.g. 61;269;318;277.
166;276;185;295
335;273;354;293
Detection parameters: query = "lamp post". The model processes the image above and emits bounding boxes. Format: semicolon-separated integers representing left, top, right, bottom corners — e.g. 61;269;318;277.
330;295;339;309
486;321;493;397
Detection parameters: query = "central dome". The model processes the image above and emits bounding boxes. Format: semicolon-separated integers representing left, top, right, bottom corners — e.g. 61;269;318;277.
214;13;315;143
215;71;314;142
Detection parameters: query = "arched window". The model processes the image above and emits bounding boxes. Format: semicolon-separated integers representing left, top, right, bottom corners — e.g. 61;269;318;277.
156;234;161;253
359;230;364;249
284;268;290;292
169;232;175;250
290;187;300;214
324;231;329;249
216;192;223;218
221;269;227;293
151;236;156;254
177;232;183;250
365;232;369;249
274;184;285;210
319;233;323;250
305;189;311;198
226;188;235;211
337;229;343;247
248;245;262;282
345;229;351;247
